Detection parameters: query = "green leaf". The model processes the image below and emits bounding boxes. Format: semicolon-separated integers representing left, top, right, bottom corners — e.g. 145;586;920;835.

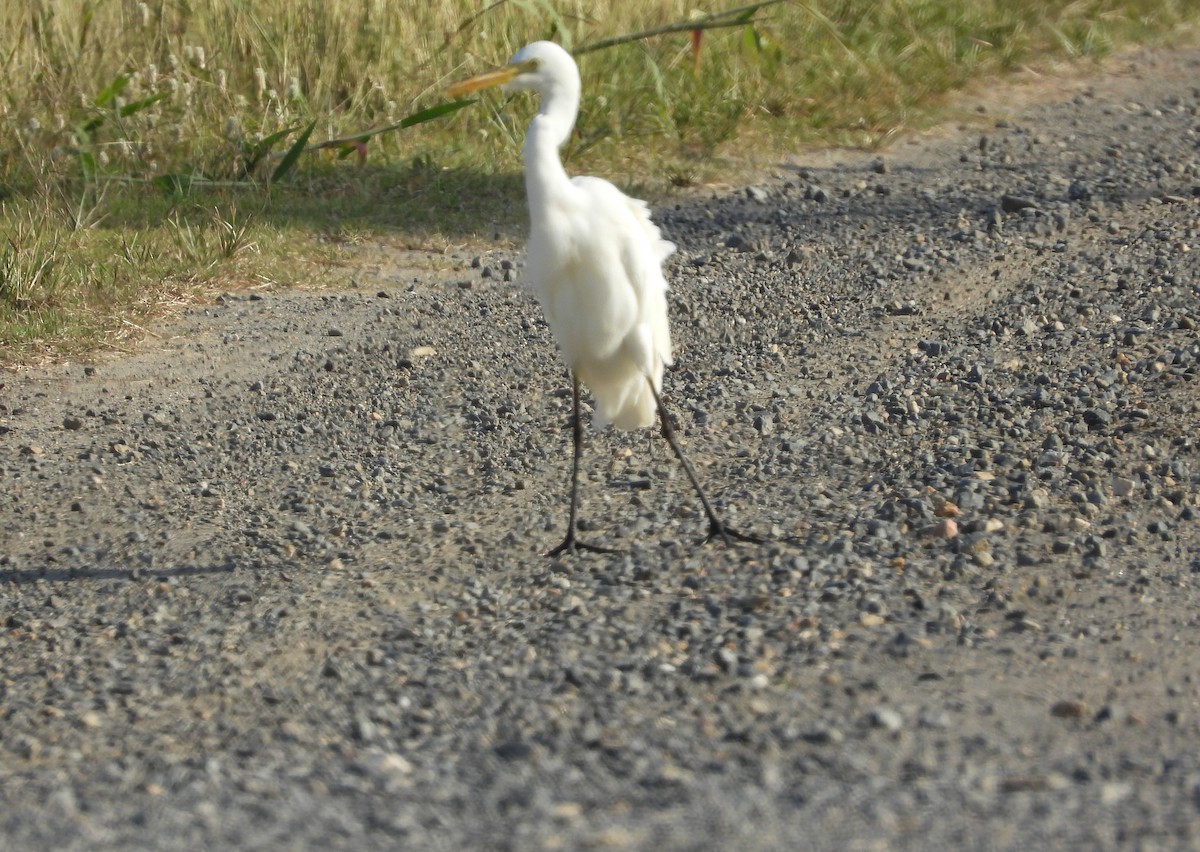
94;74;129;108
78;151;97;180
732;6;760;25
271;119;317;183
255;126;301;152
119;92;168;117
396;99;474;129
242;124;301;174
79;115;105;136
742;24;762;55
309;101;473;152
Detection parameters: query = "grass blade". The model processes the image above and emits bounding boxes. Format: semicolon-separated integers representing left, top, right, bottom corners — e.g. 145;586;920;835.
270;119;317;183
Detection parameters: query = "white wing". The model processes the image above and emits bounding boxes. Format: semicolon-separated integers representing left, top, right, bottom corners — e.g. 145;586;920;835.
524;176;675;430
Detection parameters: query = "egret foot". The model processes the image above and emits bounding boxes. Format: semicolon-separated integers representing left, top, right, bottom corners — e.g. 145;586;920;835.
546;530;622;557
704;517;766;547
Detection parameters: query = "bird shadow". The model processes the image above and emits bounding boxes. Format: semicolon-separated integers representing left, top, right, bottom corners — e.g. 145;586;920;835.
1;559;239;586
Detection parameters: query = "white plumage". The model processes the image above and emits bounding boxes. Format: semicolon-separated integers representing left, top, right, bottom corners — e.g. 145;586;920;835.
497;41;675;430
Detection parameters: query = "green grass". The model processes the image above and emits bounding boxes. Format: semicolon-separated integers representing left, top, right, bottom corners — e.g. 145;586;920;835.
2;0;1198;361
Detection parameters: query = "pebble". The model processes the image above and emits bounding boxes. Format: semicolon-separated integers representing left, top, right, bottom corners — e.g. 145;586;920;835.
870;708;904;732
1051;700;1088;719
1112;477;1137;497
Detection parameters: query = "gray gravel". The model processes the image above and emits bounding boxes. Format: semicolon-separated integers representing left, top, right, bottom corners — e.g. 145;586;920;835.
3;46;1200;851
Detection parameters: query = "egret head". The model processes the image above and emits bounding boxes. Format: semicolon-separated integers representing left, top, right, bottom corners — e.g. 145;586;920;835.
447;41;580;105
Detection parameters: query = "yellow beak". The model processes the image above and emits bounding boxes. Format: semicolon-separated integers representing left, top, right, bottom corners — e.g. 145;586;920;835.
446;60;536;99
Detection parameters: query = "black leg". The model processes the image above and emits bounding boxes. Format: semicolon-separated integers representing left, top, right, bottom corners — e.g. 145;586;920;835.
547;373;620;557
648;380;764;546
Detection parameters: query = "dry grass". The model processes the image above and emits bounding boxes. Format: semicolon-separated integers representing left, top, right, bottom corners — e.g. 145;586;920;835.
1;0;1198;361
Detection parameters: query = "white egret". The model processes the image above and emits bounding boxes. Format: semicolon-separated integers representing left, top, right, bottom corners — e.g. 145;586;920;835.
448;41;760;555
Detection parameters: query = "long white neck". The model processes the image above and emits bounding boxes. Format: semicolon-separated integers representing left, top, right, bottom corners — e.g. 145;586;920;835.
522;82;579;225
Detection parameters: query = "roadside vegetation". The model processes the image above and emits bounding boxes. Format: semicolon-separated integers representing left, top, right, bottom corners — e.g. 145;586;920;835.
1;0;1197;361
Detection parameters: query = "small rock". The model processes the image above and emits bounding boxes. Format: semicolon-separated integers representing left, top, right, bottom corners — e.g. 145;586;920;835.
1100;782;1133;805
363;750;413;776
1024;488;1051;510
1001;194;1038;213
353;714;377;743
1051;699;1087;719
935;502;960;518
1083;408;1112;430
929;518;958;539
494;740;533;761
802;724;844;745
1112;477;1136;498
870;707;904;732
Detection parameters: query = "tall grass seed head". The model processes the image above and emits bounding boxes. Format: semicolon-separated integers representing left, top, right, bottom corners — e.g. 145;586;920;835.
254;68;267;94
138;2;151;28
216;69;228;93
287;77;302;102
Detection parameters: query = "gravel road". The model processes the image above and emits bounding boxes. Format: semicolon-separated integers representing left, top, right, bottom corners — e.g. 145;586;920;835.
3;45;1200;851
